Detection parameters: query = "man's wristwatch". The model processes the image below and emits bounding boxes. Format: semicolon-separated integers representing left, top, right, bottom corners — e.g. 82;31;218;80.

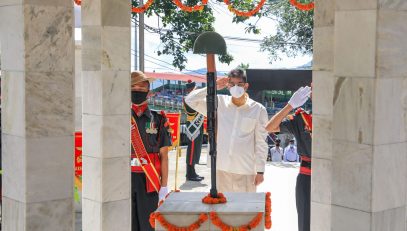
257;172;264;175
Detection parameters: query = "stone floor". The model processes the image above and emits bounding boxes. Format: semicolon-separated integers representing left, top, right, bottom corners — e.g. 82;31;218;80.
75;145;299;231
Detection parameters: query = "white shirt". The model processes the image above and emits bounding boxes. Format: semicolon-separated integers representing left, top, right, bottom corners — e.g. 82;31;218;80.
284;145;299;162
270;146;284;162
185;88;268;175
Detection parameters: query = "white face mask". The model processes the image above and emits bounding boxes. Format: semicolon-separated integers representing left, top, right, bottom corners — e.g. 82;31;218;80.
229;85;245;98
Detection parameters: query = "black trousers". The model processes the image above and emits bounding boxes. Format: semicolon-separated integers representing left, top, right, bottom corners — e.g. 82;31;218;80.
296;174;311;231
132;173;158;231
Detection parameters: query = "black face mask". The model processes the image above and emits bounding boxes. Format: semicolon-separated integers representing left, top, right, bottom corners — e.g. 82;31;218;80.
131;91;148;104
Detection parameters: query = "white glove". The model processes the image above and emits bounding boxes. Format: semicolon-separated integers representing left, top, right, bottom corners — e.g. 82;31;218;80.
288;86;311;109
158;186;169;201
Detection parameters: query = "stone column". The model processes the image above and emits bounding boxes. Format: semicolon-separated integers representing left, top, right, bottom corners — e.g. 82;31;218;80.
0;1;75;230
313;1;407;230
311;0;335;230
81;0;131;230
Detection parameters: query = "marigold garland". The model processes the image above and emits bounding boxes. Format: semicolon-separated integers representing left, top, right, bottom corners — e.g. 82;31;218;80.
265;192;272;229
289;0;314;11
210;211;263;231
223;0;266;17
150;212;208;231
173;0;208;12
202;192;227;204
132;0;155;13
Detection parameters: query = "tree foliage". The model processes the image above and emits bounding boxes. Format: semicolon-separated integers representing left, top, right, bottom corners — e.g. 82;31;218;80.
132;0;233;71
220;0;313;63
131;0;313;70
260;0;313;62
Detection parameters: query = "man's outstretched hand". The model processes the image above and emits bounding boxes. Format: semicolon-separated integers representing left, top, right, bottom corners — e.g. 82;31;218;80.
288;86;311;109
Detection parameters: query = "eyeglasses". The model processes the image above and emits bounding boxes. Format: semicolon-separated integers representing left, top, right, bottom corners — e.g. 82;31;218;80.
227;82;246;88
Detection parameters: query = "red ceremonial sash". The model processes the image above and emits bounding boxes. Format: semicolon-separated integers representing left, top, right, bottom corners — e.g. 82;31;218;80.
131;116;161;193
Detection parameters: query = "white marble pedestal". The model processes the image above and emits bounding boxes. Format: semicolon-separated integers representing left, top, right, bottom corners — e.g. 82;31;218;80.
155;192;266;231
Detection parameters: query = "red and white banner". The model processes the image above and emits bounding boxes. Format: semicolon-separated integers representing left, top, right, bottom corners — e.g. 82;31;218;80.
166;112;181;148
74;131;82;177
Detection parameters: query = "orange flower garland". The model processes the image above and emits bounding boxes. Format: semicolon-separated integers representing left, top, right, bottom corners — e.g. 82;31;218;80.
74;0;81;6
265;192;272;229
210;211;263;231
223;0;266;17
150;212;208;231
172;0;208;12
289;0;314;11
132;0;155;13
202;192;227;204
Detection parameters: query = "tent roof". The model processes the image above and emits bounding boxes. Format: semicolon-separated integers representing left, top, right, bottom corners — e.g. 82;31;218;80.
145;72;207;83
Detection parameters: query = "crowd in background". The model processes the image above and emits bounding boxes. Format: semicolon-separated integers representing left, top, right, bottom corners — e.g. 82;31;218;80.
267;135;300;163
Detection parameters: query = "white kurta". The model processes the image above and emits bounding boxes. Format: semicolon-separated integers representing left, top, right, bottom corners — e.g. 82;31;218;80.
185;88;268;175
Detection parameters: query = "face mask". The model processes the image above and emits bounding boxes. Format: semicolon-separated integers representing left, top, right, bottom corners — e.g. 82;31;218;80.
229;85;245;98
131;91;148;104
290;144;294;147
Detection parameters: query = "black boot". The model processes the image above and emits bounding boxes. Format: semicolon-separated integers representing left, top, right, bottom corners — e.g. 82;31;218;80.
192;165;204;180
186;164;203;181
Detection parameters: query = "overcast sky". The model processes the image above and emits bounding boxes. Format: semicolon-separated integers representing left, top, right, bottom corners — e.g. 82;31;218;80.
74;3;312;74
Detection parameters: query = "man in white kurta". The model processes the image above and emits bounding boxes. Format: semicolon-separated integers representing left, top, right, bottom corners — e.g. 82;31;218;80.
185;68;268;192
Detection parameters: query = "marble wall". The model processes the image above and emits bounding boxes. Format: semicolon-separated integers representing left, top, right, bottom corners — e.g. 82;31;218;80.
311;0;335;230
75;42;82;131
81;0;131;230
312;0;407;230
0;0;75;230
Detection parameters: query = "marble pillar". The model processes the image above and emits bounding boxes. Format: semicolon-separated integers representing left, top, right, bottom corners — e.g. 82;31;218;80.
311;0;335;230
75;41;82;131
312;1;407;230
81;0;131;230
0;0;75;230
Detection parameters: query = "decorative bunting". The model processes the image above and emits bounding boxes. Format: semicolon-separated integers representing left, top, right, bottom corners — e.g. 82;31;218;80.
289;0;314;11
173;0;208;12
223;0;266;17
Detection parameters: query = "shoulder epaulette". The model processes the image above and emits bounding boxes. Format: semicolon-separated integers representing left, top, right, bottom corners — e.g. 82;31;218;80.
159;110;171;127
160;110;167;117
295;108;305;115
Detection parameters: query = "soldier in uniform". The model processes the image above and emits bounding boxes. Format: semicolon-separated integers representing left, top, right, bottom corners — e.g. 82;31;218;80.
184;80;205;181
266;86;312;231
130;71;172;231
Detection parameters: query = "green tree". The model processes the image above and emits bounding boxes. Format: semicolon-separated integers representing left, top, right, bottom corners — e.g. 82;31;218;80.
219;0;313;63
132;0;233;71
260;0;313;62
132;0;313;69
237;63;250;70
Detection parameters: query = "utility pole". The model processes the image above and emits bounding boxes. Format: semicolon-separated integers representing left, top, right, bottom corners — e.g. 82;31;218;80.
139;0;145;72
134;17;138;70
